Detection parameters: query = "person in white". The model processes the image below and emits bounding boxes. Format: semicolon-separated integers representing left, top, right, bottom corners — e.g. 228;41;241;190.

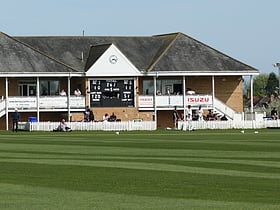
186;105;192;119
60;89;67;96
103;113;109;121
198;105;203;121
186;88;195;95
74;88;81;96
56;119;72;132
186;113;193;131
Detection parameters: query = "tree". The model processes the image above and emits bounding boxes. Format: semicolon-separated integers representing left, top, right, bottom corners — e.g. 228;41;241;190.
265;72;279;97
253;74;269;96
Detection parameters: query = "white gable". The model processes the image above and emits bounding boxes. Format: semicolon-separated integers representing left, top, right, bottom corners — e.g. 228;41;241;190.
86;44;141;77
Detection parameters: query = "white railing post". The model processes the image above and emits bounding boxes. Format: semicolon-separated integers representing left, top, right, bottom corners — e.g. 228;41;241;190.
5;77;9;131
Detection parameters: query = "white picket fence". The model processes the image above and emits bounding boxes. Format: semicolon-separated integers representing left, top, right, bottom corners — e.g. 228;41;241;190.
178;119;280;130
29;121;157;131
22;119;280;132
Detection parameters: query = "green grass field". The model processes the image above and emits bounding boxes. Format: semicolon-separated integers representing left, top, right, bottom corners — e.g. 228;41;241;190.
1;129;280;210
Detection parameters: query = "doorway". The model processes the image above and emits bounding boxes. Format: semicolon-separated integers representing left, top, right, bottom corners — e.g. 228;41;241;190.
18;81;37;96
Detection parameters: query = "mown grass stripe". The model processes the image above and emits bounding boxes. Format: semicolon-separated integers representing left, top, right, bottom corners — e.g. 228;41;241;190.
1;162;280;204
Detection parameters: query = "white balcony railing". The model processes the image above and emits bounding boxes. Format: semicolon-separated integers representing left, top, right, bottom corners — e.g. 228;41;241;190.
0;98;5;117
7;96;85;110
138;94;237;119
138;95;213;108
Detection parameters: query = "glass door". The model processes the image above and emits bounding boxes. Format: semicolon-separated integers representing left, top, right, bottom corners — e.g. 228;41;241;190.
18;81;36;96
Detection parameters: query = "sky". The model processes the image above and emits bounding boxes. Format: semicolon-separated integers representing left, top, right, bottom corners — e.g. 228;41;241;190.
1;0;279;75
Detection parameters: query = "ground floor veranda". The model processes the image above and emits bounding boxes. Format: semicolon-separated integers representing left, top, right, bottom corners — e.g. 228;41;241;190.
0;74;256;130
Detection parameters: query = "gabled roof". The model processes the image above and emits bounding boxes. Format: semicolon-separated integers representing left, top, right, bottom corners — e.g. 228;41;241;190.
0;32;80;75
15;35;166;72
85;43;141;77
4;32;259;76
148;33;257;74
84;44;111;71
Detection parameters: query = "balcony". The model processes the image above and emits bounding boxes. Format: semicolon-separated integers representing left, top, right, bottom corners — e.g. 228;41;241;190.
138;95;213;109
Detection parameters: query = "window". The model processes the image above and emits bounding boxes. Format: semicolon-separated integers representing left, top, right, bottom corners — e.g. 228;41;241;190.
40;80;60;96
143;79;182;95
143;80;162;95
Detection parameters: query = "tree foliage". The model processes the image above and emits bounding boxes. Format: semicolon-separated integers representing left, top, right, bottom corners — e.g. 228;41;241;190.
266;72;279;97
249;73;279;97
253;74;269;96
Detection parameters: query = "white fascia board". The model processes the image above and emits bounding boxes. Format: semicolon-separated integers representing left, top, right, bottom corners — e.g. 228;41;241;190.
0;72;84;77
141;71;259;77
86;44;141;77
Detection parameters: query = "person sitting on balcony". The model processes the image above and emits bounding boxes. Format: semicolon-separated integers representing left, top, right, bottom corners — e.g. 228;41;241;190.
60;89;67;96
186;88;195;95
41;89;48;96
74;88;81;96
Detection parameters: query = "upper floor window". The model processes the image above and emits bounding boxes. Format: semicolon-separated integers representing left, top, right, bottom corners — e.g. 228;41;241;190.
143;79;182;95
40;80;60;96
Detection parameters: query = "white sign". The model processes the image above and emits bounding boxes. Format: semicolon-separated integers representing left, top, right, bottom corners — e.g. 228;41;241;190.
8;96;85;109
186;95;212;105
8;97;37;109
138;96;153;107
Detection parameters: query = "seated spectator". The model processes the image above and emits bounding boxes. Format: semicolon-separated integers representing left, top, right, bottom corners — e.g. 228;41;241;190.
60;89;67;96
89;109;94;121
271;107;278;120
109;112;117;122
207;110;216;121
221;115;228;121
74;88;81;96
186;88;195;95
84;106;94;122
103;113;109;121
54;119;72;132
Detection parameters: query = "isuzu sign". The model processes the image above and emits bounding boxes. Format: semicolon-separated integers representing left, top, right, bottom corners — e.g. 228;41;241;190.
186;95;212;105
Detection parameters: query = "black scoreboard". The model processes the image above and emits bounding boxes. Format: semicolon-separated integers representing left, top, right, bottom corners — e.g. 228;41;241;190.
90;79;134;107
